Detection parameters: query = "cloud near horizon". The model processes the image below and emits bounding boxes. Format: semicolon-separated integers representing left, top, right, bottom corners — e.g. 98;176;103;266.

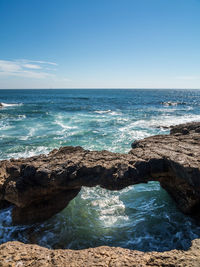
0;59;57;79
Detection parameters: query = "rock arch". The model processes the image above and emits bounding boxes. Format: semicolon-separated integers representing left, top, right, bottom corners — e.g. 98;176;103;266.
0;122;200;224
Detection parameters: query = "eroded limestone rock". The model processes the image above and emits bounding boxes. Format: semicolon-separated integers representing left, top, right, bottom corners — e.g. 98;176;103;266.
0;122;200;224
1;239;200;267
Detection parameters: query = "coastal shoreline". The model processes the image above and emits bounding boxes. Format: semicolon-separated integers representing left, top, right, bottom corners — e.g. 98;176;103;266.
0;238;200;266
1;122;200;265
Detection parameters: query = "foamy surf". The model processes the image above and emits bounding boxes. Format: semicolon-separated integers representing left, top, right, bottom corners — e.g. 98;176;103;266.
94;110;122;116
0;102;22;107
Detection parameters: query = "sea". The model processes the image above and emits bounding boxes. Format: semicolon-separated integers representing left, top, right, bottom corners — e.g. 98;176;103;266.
1;89;200;252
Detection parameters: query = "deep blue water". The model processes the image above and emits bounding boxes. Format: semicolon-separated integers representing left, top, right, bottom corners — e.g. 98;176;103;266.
1;89;200;251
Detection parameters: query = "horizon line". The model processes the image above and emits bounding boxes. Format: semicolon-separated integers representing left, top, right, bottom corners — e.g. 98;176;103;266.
1;87;200;90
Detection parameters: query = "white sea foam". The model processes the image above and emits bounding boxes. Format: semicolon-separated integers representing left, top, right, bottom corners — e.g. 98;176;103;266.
1;102;22;107
18;126;37;141
94;110;122;116
53;114;78;131
6;146;51;159
109;111;122;116
119;115;200;132
0;124;13;131
94;110;111;114
56;120;77;130
29;127;36;137
19;136;29;141
81;186;129;227
150;115;200;128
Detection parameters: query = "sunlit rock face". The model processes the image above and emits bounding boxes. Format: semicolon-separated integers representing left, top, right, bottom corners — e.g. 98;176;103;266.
0;122;200;225
1;239;200;266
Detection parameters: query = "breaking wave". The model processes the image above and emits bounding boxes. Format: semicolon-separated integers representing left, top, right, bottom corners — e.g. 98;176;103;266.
1;102;22;107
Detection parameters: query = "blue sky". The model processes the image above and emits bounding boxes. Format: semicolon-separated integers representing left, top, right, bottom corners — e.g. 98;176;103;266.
0;0;200;89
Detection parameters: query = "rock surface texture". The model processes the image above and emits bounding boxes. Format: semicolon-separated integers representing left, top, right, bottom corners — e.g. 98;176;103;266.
1;122;200;266
1;239;200;267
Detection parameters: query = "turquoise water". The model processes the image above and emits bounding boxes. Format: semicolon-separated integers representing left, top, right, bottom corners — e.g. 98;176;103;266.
1;89;200;251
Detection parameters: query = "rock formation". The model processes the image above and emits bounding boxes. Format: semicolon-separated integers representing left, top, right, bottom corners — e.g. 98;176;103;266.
0;102;3;108
1;122;200;266
1;239;200;266
1;122;200;224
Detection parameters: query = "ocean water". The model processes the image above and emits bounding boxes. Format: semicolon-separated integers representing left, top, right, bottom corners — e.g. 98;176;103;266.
1;89;200;251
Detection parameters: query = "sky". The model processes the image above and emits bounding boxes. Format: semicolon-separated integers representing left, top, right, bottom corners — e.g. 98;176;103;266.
0;0;200;89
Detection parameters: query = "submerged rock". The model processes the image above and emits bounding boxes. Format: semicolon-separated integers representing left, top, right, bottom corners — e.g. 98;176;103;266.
1;122;200;224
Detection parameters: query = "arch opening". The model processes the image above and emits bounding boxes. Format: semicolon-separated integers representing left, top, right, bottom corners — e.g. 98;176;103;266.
1;182;200;252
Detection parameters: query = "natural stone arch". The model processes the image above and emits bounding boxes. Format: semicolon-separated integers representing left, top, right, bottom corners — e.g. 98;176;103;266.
1;122;200;225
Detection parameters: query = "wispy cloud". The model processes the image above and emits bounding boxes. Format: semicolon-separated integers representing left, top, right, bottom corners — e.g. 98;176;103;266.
18;59;58;66
23;64;42;70
0;59;57;79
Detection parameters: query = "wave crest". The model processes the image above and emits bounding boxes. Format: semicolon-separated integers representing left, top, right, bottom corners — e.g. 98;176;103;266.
0;102;22;107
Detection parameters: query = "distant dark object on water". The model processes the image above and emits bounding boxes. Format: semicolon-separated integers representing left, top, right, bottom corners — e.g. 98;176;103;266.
0;103;3;108
161;101;186;106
